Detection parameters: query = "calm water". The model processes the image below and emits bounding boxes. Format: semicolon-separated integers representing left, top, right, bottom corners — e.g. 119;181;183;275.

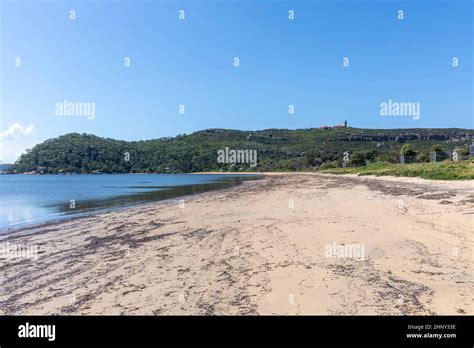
0;174;260;231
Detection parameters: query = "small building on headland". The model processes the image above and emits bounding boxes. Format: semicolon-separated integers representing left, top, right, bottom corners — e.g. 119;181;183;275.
320;120;348;130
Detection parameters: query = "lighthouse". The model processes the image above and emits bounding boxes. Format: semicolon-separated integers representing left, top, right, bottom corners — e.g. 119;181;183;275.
344;120;347;128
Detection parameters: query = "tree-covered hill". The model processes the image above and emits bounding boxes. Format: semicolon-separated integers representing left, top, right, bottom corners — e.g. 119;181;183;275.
10;127;473;173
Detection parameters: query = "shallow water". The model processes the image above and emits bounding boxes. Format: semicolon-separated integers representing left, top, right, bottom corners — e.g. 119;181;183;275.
0;174;260;230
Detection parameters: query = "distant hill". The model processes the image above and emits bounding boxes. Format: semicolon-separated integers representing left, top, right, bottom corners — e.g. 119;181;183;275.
0;164;13;173
10;128;473;173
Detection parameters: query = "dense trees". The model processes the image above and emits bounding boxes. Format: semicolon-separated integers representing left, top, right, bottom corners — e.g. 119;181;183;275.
11;128;472;173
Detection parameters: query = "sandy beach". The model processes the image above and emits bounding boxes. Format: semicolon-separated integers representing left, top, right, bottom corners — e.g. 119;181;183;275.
0;173;472;315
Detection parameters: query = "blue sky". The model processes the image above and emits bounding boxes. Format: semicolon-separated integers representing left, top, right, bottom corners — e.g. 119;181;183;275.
0;0;472;162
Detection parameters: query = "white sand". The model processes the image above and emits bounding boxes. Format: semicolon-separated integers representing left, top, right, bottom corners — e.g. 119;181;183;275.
0;173;472;315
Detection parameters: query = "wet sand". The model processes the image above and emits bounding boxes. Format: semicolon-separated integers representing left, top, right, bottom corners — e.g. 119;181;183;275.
0;173;472;315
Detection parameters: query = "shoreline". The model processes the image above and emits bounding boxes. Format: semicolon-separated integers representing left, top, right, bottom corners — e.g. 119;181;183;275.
0;173;472;315
0;174;264;236
5;170;468;236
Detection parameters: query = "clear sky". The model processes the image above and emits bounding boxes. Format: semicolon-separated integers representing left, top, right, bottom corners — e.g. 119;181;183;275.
0;0;472;163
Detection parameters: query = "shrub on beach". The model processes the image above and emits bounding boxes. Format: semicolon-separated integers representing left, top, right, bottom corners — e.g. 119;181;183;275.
400;144;417;157
319;162;337;170
348;152;366;167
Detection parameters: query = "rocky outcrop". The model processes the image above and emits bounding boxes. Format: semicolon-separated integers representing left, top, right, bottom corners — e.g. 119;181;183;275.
334;131;472;143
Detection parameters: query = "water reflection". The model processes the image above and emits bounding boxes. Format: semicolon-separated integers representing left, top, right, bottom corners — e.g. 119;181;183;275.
0;174;261;230
51;176;259;214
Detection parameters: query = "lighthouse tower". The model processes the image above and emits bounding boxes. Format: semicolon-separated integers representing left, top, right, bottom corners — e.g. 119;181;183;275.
344;120;347;128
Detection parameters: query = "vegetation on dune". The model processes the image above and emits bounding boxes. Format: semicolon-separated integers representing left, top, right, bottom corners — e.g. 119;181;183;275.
7;127;473;177
319;161;474;180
